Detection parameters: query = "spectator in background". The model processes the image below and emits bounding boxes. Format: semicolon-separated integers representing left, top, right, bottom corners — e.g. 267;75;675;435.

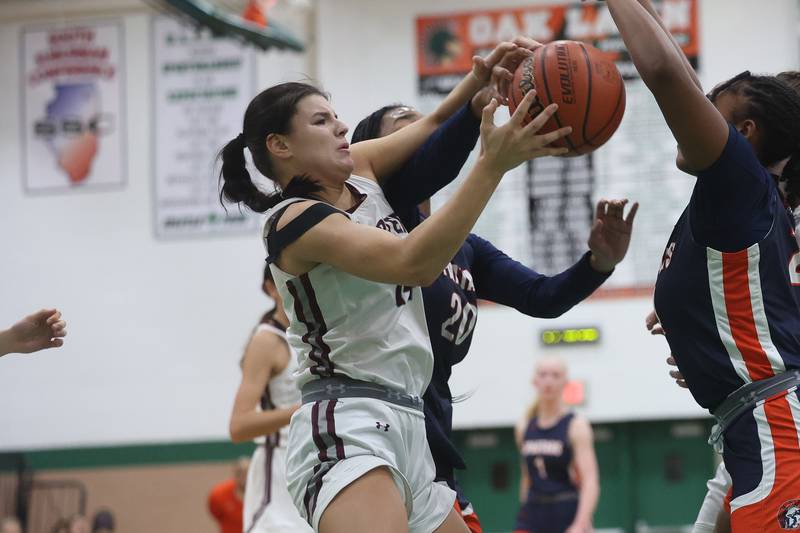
208;458;249;533
0;517;22;533
91;509;114;533
67;515;89;533
0;309;66;357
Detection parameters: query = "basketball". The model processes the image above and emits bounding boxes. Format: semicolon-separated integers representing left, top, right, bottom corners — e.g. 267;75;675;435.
508;40;626;156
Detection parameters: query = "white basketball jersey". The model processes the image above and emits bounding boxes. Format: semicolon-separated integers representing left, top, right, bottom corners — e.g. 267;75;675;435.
255;320;300;447
263;175;433;396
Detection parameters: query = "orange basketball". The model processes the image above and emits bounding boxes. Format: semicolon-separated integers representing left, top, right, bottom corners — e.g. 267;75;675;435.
508;40;626;156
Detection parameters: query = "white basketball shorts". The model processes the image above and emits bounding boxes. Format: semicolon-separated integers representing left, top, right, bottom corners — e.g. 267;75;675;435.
285;397;456;532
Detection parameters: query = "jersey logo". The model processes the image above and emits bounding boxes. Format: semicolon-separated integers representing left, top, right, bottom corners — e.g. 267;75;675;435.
790;252;800;286
777;499;800;529
375;422;390;432
522;439;564;457
659;242;676;272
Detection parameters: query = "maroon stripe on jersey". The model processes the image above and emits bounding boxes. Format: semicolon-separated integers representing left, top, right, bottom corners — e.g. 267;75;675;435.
311;401;328;461
299;273;334;375
260;383;273;411
285;279;326;376
325;399;345;460
265;444;273;507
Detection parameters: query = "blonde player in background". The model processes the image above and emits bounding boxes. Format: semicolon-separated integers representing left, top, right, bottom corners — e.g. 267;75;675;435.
514;357;599;533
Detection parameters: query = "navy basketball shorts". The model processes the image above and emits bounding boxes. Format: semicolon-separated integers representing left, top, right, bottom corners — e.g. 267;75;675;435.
513;498;578;533
724;389;800;532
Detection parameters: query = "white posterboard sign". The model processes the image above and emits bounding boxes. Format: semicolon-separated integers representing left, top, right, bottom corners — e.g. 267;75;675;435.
21;20;126;193
153;16;259;238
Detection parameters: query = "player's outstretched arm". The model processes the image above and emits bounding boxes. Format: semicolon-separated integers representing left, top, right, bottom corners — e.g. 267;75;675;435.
276;93;571;286
605;0;728;172
0;309;66;357
352;41;528;181
631;0;702;90
469;200;636;318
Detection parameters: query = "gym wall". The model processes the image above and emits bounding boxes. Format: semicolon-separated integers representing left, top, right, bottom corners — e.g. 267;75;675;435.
2;0;798;451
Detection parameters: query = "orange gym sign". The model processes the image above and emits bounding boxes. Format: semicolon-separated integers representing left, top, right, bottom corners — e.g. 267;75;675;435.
416;0;698;91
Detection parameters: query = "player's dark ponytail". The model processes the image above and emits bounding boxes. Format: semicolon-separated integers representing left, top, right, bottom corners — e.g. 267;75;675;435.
219;82;327;213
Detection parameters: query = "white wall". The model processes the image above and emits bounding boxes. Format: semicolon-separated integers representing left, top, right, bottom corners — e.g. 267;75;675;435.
0;0;310;451
1;0;799;450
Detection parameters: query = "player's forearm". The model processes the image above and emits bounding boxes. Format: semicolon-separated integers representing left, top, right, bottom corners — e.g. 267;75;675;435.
383;102;480;210
428;71;485;125
634;0;702;90
606;0;686;86
401;158;503;285
573;477;600;527
0;329;14;357
479;251;608;319
229;406;296;443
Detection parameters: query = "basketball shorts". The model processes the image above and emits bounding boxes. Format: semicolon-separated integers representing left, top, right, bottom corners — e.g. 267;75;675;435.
285;397;456;532
514;497;578;533
724;389;800;532
244;444;313;532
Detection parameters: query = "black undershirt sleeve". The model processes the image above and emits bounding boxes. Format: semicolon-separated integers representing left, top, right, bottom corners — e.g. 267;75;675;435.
266;202;347;264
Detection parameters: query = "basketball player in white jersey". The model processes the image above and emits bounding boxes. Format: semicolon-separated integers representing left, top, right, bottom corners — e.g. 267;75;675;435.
217;41;612;533
229;265;311;532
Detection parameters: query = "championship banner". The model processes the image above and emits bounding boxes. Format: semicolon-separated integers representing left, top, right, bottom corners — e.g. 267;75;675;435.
152;16;258;238
21;21;126;193
417;0;698;93
416;1;699;294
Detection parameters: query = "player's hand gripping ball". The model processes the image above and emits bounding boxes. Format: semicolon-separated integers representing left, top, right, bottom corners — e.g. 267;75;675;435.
507;40;625;156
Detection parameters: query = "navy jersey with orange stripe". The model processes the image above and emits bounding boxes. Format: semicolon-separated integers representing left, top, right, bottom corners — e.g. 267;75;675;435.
654;125;800;410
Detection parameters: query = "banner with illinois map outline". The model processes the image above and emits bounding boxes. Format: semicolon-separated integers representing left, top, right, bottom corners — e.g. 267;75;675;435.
21;20;126;193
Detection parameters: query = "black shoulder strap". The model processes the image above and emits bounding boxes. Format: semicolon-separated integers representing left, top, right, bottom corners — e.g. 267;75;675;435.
266;202;346;264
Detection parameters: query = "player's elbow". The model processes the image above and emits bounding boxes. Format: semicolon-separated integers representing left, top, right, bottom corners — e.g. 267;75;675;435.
228;420;246;444
412;268;440;287
395;250;441;287
403;261;441;287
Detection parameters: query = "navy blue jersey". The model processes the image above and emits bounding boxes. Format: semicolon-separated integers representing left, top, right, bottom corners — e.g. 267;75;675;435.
654;125;800;410
521;413;577;495
381;102;611;498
